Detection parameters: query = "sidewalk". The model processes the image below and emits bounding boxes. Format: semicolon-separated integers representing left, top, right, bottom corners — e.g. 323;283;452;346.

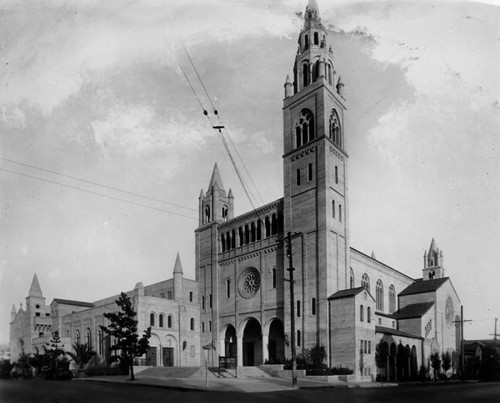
75;373;398;393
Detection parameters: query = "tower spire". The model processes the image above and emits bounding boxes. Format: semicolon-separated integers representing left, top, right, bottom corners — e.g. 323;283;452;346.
28;273;43;297
207;163;225;193
173;252;183;274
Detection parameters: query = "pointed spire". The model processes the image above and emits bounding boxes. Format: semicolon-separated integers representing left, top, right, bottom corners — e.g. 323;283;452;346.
428;238;438;254
228;188;234;198
336;76;344;96
11;304;17;321
173;252;183;274
199;188;205;199
371;251;376;259
208;163;225;192
28;273;43;297
284;74;293;98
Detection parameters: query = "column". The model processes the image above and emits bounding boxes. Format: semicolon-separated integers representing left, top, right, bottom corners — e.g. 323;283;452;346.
237;335;243;367
262;334;269;364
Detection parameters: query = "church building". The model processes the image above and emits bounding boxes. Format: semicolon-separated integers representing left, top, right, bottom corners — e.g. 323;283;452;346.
10;0;461;381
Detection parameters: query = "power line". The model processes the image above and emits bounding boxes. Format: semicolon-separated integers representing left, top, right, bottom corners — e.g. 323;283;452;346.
0;167;198;221
0;157;197;213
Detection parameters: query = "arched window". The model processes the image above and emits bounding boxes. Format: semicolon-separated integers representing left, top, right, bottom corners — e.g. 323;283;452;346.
329;109;341;147
257;220;262;240
349;268;355;288
304;34;309;49
303;62;309;87
314;32;319;45
297;330;301;347
272;268;277;289
231;229;236;248
339;204;342;222
167;315;173;328
389;285;396;313
222;205;228;221
332;200;335;218
327;63;333;85
85;328;91;347
244;224;249;244
226;232;231;251
296;168;301;186
190;318;195;331
376;280;384;311
239;227;244;246
367;307;371;323
221;234;226;252
226;278;231;298
360;305;364;322
150;313;155;327
361;274;370;292
251;222;256;242
159;314;164;328
294;109;314;149
335;166;338;184
204;205;210;223
75;329;80;344
271;213;277;235
312;297;316;315
265;216;271;237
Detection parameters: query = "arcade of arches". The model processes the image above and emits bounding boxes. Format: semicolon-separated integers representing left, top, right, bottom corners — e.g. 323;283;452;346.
221;318;285;367
377;340;419;381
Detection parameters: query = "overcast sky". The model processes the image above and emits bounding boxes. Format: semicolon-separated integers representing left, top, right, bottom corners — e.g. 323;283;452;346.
1;0;499;345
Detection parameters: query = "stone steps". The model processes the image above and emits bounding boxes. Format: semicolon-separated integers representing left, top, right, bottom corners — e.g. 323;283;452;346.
137;366;202;379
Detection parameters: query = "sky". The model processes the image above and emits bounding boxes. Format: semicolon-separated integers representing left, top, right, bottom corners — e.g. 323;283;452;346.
0;0;499;345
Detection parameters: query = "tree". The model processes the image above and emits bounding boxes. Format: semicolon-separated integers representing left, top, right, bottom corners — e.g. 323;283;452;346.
309;344;327;369
101;292;151;380
430;352;441;380
67;343;96;370
441;351;452;376
375;342;389;381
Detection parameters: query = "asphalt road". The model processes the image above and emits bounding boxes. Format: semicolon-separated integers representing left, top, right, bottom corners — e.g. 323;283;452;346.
1;379;499;403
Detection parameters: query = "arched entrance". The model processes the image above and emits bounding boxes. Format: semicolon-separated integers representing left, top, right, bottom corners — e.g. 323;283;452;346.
411;345;418;379
268;319;285;364
397;344;406;380
224;325;237;358
242;318;262;366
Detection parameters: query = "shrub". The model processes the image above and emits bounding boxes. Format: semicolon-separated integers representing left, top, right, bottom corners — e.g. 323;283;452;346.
0;360;13;379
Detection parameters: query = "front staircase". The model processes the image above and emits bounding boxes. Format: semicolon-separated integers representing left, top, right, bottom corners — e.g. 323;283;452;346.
137;366;202;379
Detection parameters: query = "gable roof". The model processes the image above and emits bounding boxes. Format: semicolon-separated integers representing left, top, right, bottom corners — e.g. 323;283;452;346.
52;298;94;308
375;326;424;340
328;286;367;300
399;277;448;297
392;302;434;319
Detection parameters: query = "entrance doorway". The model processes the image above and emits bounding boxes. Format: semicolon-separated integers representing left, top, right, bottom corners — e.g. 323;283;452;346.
268;319;285;364
163;347;174;367
146;347;157;366
242;318;262;366
224;325;237;358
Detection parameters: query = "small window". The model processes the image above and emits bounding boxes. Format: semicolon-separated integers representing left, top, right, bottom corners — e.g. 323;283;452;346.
378;318;382;325
297;300;301;317
360;339;363;352
190;318;195;331
314;32;319;45
308;163;313;181
297;330;301;347
296;168;301;186
335;166;338;184
339;204;342;222
367;307;371;323
189;292;193;302
272;268;277;289
332;200;335;218
202;296;205;310
312;298;316;315
360;305;364;322
150;313;155;327
209;294;212;308
167;291;172;299
159;314;164;328
190;345;195;358
160;293;165;298
35;312;40;317
209;321;212;331
168;315;173;328
364;340;367;354
368;341;371;354
202;322;205;333
45;313;50;317
226;279;231;298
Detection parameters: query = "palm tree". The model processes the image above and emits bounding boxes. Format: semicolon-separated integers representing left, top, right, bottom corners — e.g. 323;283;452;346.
67;343;96;370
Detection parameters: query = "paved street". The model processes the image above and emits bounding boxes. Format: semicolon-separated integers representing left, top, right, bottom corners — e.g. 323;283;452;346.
1;379;499;403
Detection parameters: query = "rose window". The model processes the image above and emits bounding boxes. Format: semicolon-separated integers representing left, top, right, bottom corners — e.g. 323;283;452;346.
238;268;261;299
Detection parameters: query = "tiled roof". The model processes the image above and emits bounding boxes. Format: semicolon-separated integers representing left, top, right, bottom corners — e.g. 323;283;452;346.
375;326;423;340
392;302;434;319
52;298;94;308
328;286;366;300
399;277;448;296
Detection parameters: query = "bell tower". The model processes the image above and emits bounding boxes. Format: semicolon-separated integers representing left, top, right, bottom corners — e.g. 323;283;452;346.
282;0;349;353
423;238;445;280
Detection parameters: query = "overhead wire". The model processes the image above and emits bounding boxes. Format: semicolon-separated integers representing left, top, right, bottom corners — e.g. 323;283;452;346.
0;157;197;213
179;41;262;208
0;167;198;221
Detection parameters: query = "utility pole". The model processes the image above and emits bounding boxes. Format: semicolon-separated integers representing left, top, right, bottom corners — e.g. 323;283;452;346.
285;231;297;388
453;305;472;381
489;317;498;363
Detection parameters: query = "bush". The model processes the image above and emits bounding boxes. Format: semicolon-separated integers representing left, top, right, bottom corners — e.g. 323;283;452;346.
0;360;13;379
376;373;387;382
